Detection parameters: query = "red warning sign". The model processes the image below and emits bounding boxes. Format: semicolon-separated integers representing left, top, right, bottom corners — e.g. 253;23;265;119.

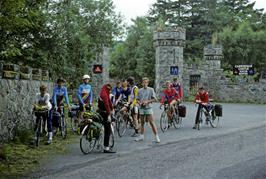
93;65;103;74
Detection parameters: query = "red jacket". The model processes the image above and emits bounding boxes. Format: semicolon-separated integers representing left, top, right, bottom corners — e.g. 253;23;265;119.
160;88;180;104
98;84;113;115
195;91;209;103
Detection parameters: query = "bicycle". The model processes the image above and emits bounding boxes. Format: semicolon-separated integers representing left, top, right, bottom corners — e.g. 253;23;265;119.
115;100;135;137
160;102;182;132
195;103;220;130
52;106;67;139
68;104;80;133
33;105;48;146
80;111;114;154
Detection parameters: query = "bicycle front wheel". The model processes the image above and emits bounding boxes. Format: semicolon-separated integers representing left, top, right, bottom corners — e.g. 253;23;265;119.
160;111;168;132
116;113;128;137
61;116;67;139
80;127;96;154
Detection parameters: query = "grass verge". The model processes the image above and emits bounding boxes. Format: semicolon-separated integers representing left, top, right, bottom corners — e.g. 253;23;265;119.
0;131;78;178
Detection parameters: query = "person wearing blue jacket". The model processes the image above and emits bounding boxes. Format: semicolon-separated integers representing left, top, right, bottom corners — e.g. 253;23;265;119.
77;75;93;111
48;78;70;144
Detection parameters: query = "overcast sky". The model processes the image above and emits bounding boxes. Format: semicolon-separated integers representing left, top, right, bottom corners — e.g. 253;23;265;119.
112;0;266;25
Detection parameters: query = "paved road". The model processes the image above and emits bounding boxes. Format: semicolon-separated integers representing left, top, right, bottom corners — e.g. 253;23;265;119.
29;103;266;179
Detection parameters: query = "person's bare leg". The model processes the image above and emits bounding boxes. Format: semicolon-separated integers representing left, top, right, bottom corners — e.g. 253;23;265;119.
147;115;158;135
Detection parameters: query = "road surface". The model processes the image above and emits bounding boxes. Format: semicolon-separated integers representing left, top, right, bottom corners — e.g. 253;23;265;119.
28;103;266;179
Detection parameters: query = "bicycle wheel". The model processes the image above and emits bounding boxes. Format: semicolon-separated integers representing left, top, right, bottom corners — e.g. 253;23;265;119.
160;111;168;132
70;116;79;133
109;130;115;148
116;113;128;137
209;115;219;128
198;109;205;130
80;127;96;154
35;124;41;147
95;129;104;152
61;116;67;139
34;117;43;147
173;113;182;129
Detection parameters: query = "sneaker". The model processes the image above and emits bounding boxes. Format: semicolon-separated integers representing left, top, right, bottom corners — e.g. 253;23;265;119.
155;136;160;143
46;138;52;145
134;135;144;142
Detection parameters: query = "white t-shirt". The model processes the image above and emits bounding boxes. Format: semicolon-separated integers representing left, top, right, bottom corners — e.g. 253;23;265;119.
35;93;52;110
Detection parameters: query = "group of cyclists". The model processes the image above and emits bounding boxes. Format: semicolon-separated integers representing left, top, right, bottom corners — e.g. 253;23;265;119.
33;74;214;152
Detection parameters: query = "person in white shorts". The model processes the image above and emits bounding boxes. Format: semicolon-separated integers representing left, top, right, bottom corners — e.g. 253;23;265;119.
135;77;160;143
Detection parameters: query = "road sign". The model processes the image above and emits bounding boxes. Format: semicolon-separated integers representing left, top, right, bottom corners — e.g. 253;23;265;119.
170;66;179;75
93;65;103;74
233;65;254;75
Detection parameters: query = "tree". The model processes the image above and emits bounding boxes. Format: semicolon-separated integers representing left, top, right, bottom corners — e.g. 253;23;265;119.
110;17;155;85
218;21;266;71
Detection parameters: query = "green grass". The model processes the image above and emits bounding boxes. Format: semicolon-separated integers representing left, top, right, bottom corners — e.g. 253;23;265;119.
0;128;78;178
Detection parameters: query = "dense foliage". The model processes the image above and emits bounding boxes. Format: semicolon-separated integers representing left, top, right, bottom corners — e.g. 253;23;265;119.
110;0;266;84
1;0;266;85
0;0;124;84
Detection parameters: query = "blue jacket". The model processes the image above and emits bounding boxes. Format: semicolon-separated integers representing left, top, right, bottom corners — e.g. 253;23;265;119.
77;83;93;105
52;86;70;106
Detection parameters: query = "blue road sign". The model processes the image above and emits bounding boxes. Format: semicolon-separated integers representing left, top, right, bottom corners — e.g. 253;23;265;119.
170;66;179;75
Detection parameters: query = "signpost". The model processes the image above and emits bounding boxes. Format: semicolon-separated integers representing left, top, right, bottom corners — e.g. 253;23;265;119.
170;66;179;75
233;65;254;75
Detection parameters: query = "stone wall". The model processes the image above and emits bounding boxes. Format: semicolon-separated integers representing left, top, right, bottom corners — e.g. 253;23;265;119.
217;77;266;103
0;79;53;142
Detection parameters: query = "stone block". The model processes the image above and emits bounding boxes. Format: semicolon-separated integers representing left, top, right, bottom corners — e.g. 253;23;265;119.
2;63;20;79
42;70;49;81
32;68;42;81
20;66;32;80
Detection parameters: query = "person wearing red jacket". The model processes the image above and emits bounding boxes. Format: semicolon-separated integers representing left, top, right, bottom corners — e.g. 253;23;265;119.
193;86;213;129
160;81;181;121
171;77;183;100
98;84;116;153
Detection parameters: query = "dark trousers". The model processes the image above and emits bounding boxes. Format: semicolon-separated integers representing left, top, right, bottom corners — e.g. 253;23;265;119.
195;104;212;125
99;112;111;147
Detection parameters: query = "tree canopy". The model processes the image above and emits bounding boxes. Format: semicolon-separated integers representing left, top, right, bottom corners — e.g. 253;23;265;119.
0;0;124;85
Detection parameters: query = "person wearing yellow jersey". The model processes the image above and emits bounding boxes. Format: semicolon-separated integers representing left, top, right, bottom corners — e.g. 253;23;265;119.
127;77;140;137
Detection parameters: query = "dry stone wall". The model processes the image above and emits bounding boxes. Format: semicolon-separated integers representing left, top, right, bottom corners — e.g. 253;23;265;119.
0;79;53;142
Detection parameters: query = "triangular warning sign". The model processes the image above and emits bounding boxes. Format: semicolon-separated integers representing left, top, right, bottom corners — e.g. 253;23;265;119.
95;66;101;72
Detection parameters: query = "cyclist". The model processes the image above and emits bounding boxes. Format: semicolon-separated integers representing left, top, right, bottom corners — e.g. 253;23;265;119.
193;86;213;129
33;85;52;140
48;78;70;144
135;77;160;143
160;81;181;121
98;83;116;153
171;77;183;100
118;80;131;102
77;74;93;113
111;81;122;106
127;77;140;137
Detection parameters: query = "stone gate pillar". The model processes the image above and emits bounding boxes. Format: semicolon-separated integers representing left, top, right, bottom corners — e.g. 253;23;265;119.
154;27;186;96
89;47;110;100
203;45;223;98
